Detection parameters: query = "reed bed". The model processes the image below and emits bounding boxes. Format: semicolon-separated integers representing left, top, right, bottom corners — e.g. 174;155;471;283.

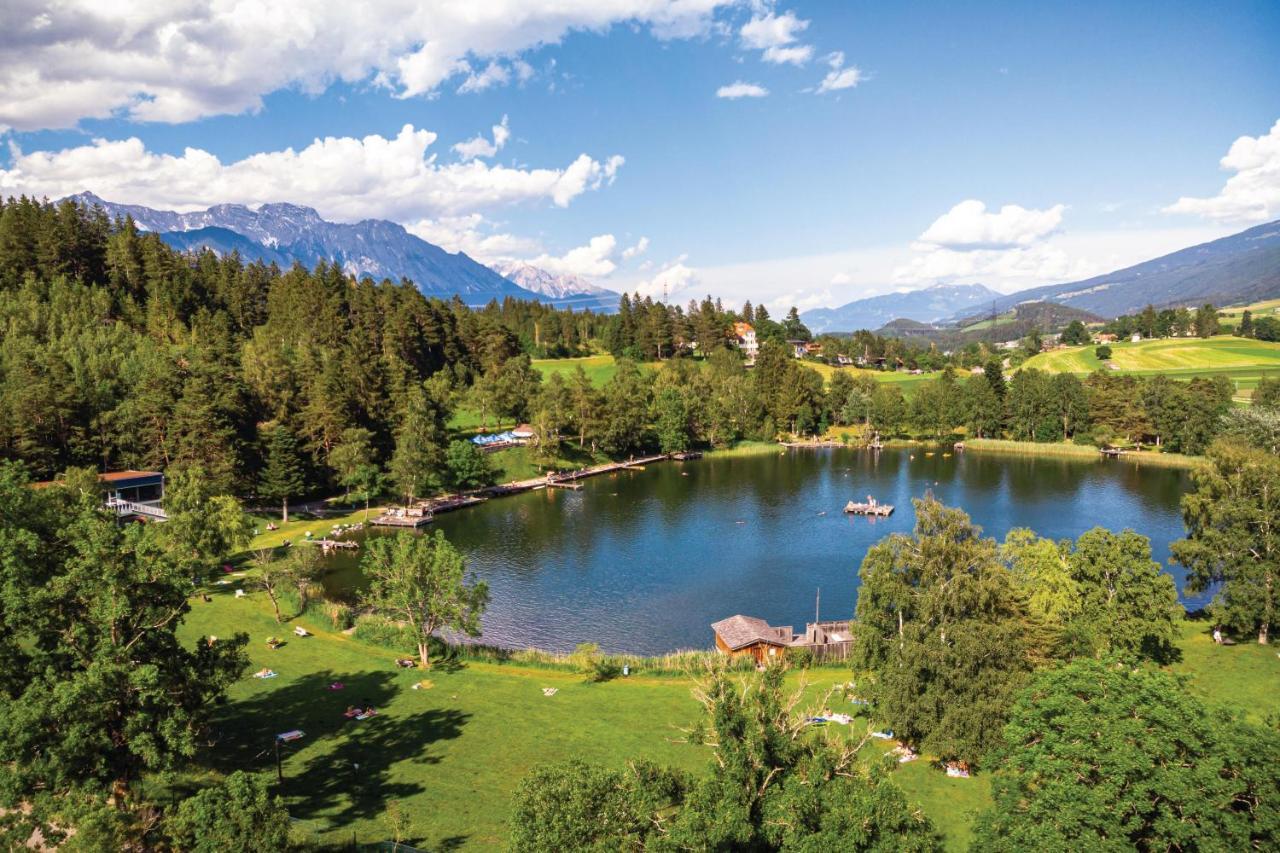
963;438;1206;469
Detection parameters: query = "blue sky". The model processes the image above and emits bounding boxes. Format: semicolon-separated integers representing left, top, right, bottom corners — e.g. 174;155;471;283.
1;1;1277;311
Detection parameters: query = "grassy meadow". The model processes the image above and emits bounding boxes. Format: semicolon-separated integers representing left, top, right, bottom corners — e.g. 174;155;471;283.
175;575;1276;850
1022;334;1280;401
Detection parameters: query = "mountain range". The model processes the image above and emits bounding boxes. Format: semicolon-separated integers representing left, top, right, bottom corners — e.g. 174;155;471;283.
66;192;619;311
974;219;1280;319
802;283;1000;334
804;220;1280;333
488;260;619;313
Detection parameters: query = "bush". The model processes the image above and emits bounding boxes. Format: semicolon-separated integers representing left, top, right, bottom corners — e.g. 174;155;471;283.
784;647;815;668
321;601;355;631
351;615;418;651
1095;344;1112;360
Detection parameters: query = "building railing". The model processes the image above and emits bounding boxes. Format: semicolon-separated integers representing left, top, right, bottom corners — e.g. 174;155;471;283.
105;498;169;521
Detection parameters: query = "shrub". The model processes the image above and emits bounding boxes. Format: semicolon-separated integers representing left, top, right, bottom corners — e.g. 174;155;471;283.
351;615;418;651
1095;344;1113;360
785;647;815;668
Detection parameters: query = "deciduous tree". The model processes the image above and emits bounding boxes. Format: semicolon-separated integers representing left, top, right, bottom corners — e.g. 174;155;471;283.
360;530;489;669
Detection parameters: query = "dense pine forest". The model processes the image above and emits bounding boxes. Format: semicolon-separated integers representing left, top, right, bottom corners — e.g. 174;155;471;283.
0;195;1272;509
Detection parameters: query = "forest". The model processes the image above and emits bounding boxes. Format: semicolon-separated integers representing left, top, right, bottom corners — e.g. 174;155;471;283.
0;195;1270;512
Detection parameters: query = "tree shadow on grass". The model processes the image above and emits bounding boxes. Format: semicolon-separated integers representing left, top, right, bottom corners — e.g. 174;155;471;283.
199;669;469;826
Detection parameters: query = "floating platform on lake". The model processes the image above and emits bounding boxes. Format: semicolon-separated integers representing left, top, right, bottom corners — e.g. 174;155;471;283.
671;451;703;460
844;501;894;516
420;495;486;514
1099;447;1128;458
370;510;433;528
780;440;844;448
545;479;583;490
312;538;359;551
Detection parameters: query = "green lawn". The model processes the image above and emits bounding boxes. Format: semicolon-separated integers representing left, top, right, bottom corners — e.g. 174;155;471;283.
1022;335;1280;400
175;582;1277;850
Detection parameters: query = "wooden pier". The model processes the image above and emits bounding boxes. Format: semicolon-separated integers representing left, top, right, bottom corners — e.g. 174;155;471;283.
844;500;894;516
1099;447;1127;458
370;509;433;528
311;538;359;551
671;451;702;460
545;479;583;490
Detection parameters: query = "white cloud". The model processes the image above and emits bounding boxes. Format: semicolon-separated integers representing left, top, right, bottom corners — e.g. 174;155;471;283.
0;0;738;131
1165;119;1280;223
622;236;650;260
457;62;511;94
716;81;770;99
816;66;863;93
915;199;1065;251
0;124;623;221
453;115;511;161
529;234;620;278
892;242;1093;287
762;45;813;65
635;255;698;300
643;225;1232;311
740;10;808;49
740;9;812;65
405;213;539;262
812;48;863;94
894;199;1071;286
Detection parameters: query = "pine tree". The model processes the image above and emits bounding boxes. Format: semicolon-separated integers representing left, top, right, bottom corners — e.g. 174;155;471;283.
259;425;307;522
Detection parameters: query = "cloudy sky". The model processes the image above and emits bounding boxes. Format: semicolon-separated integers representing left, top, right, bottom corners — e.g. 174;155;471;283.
1;1;1278;312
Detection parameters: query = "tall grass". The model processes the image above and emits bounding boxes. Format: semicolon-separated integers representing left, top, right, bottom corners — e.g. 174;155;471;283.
963;438;1206;469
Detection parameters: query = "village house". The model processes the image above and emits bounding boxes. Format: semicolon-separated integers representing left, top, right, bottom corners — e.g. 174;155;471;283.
733;322;758;361
1095;332;1118;343
711;614;853;664
34;470;168;521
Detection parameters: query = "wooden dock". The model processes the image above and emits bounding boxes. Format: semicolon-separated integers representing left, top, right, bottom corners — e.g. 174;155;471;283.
418;495;486;514
370;510;433;528
311;538;359;551
545;479;583;490
671;451;702;460
844;501;894;516
1099;447;1127;458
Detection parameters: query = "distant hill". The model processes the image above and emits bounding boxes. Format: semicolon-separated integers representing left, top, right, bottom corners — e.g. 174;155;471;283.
877;302;1102;348
802;283;1000;334
955;301;1102;333
66;192;610;310
969;220;1280;320
489;261;619;313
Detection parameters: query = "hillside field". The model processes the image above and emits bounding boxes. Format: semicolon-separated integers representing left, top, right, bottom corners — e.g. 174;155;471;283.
1023;335;1280;400
531;353;936;396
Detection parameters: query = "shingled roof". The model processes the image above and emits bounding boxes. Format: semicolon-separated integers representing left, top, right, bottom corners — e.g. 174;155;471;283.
711;615;791;650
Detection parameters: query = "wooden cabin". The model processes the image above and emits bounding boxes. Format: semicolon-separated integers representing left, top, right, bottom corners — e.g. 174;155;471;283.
711;615;793;664
712;614;855;664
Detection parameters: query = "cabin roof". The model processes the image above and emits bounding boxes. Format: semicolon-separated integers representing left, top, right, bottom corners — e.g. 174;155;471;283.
711;614;789;650
98;470;163;483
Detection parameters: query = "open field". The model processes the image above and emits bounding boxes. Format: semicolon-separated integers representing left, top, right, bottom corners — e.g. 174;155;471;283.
176;580;1276;850
531;352;938;397
1220;298;1280;330
1022;335;1280;400
530;353;627;385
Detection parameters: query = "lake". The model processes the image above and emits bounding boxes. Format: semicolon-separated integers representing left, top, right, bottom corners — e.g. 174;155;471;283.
320;448;1198;656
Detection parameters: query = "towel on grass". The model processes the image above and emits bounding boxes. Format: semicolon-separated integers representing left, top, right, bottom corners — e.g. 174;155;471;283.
542;687;558;696
253;669;277;679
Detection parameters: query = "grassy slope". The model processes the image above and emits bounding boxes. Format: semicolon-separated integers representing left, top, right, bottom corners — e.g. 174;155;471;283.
176;585;1276;850
532;352;937;397
1022;335;1280;400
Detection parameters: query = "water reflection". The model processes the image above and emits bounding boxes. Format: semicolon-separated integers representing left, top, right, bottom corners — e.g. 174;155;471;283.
320;449;1194;656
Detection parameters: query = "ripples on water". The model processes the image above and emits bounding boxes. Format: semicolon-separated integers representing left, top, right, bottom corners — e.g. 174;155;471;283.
321;449;1194;656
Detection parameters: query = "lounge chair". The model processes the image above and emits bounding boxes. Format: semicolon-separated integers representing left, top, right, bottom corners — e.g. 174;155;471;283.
294;626;310;637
